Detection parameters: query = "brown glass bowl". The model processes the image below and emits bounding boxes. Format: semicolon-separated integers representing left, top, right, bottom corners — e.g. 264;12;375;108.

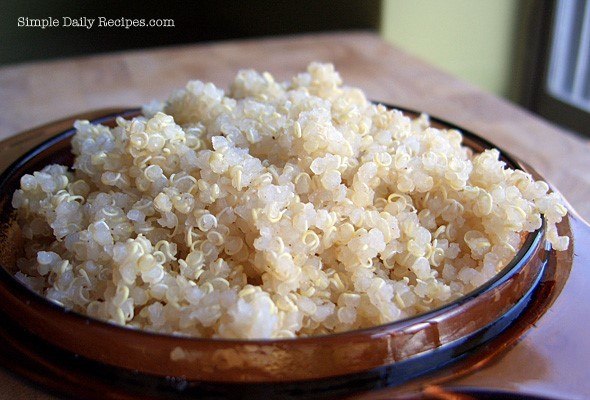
0;107;550;398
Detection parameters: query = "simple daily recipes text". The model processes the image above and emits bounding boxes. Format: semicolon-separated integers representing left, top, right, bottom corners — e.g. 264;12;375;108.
17;17;175;29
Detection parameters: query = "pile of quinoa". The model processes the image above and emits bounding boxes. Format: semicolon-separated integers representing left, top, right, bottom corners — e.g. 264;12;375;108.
12;63;569;339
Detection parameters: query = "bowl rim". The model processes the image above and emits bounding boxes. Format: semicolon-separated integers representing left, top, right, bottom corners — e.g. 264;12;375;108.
0;104;544;345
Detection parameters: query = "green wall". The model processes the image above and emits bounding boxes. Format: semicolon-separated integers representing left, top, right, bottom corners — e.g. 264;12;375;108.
381;0;520;98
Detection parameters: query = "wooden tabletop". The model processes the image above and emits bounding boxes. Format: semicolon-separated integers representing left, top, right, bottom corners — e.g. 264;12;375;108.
1;32;589;223
0;32;589;399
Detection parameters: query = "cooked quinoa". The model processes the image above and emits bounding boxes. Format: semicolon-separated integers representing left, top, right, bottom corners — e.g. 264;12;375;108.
12;63;569;339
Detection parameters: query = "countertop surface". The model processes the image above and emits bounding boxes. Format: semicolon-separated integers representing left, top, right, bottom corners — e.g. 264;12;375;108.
1;32;589;221
0;32;588;399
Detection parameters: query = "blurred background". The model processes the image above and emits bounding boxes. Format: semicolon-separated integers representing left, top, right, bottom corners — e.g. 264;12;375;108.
1;0;588;135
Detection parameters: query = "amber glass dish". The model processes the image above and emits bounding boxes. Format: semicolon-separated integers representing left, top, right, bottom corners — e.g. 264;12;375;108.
0;107;550;399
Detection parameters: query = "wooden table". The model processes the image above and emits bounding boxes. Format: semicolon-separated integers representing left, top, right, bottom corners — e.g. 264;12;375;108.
2;32;589;222
0;32;588;399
